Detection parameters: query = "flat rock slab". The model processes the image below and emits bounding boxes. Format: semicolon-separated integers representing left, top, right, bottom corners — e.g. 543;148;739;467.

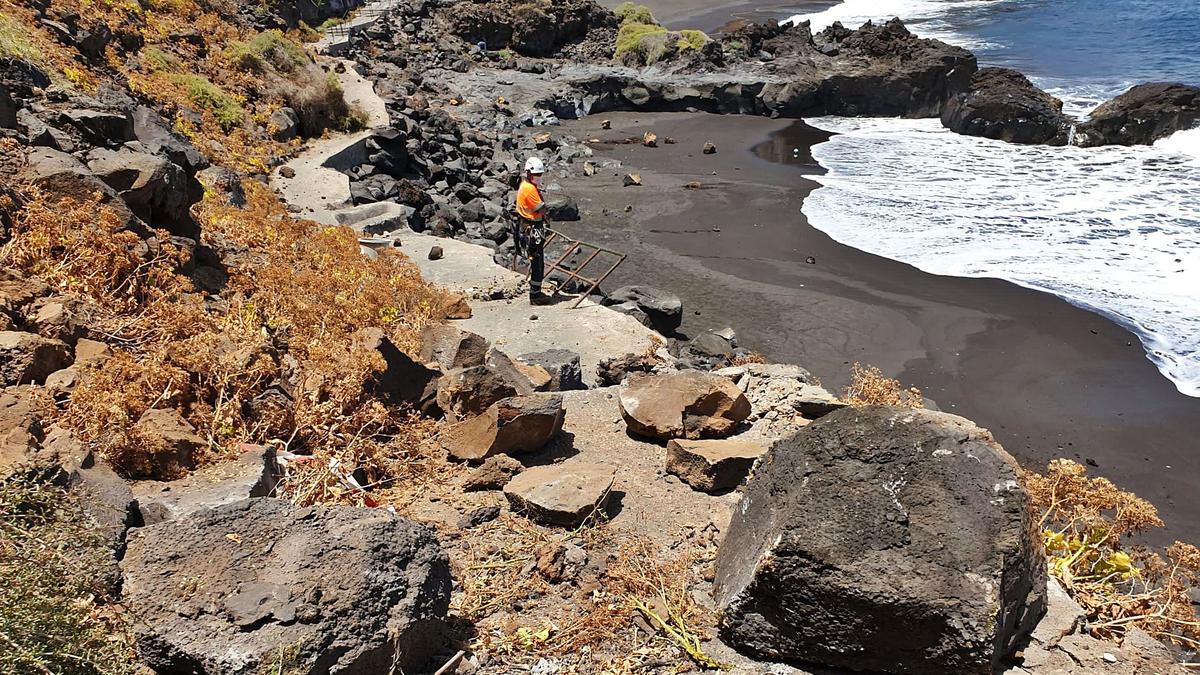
666;438;765;493
503;463;615;527
132;445;280;522
120;498;451;675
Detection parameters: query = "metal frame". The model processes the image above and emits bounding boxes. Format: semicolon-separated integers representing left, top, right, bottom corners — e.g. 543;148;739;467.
511;228;626;309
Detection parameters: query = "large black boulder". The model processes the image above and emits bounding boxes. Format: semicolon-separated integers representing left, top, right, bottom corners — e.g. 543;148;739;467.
714;406;1046;674
1075;82;1200;147
941;67;1071;145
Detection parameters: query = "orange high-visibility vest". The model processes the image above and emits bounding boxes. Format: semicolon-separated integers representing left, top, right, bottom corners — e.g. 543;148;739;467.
516;180;545;221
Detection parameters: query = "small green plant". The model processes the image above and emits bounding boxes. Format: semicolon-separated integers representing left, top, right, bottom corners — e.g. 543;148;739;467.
498;47;514;60
141;45;181;72
724;39;745;53
259;639;307;675
169;74;245;130
613;2;655;25
316;17;345;31
226;29;310;74
614;22;667;61
337;106;370;132
676;29;709;51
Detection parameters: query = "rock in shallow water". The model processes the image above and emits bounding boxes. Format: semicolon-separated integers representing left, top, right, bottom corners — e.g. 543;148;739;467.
1076;82;1200;147
940;67;1071;145
714;405;1046;675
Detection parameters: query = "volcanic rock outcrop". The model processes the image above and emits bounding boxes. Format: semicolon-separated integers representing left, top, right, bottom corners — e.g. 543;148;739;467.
1075;82;1200;147
941;67;1071;145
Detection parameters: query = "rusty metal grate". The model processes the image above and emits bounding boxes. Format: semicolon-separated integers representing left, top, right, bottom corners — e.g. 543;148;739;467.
510;228;626;309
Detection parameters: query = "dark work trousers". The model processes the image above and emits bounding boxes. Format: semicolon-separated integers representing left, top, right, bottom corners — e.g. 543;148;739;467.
518;218;546;297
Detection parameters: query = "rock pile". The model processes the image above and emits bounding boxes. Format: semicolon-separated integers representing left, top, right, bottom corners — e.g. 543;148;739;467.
439;393;565;460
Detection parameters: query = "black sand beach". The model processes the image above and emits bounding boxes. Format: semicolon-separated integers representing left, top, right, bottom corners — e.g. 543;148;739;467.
550;111;1200;545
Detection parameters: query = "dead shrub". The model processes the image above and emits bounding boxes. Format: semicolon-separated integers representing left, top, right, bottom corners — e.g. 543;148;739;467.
2;177;452;486
731;351;766;366
457;515;724;670
1025;459;1200;649
286;70;359;136
841;362;923;408
0;476;137;674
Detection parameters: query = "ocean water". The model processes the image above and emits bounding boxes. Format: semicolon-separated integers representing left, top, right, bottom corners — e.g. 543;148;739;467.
787;0;1200;396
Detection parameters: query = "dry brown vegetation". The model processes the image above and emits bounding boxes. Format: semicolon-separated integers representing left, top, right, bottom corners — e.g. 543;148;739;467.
1025;459;1200;650
0;477;139;675
1;172;453;483
841;362;924;408
453;513;725;671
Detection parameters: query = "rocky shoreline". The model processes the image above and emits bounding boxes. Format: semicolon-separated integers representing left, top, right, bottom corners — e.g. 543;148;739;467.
3;0;1199;672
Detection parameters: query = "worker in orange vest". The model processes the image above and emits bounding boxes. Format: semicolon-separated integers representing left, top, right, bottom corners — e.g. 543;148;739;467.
516;156;552;305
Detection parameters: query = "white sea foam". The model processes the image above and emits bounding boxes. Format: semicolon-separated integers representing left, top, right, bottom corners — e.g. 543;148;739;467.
787;0;1007;51
800;116;1200;396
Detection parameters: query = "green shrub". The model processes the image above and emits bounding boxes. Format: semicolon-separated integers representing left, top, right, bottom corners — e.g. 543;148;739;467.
226;29;310;74
614;2;656;25
170;74;244;130
614;22;667;61
141;45;181;72
0;12;42;62
0;476;137;674
337;106;370;132
289;73;354;137
723;39;745;53
676;29;709;51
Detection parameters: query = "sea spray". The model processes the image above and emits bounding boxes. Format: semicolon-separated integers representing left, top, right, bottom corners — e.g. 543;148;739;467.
800;117;1200;396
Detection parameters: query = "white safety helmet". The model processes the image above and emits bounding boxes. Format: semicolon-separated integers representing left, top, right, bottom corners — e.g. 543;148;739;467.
524;156;546;174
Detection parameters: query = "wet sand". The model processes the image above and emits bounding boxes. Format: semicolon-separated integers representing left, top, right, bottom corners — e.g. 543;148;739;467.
549;111;1200;545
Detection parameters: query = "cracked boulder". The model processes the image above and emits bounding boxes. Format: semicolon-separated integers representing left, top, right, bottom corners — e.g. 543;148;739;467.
0;330;72;386
436;348;534;420
121;498;451;675
714;406;1046;675
619;370;750;440
440;394;564;461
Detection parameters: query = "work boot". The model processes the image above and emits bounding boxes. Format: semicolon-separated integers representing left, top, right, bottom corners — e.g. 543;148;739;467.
530;293;553;306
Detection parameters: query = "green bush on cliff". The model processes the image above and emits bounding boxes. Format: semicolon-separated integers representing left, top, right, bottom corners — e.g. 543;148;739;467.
615;22;667;62
0;12;42;63
676;29;709;51
226;29;310;74
170;74;245;130
614;2;656;26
